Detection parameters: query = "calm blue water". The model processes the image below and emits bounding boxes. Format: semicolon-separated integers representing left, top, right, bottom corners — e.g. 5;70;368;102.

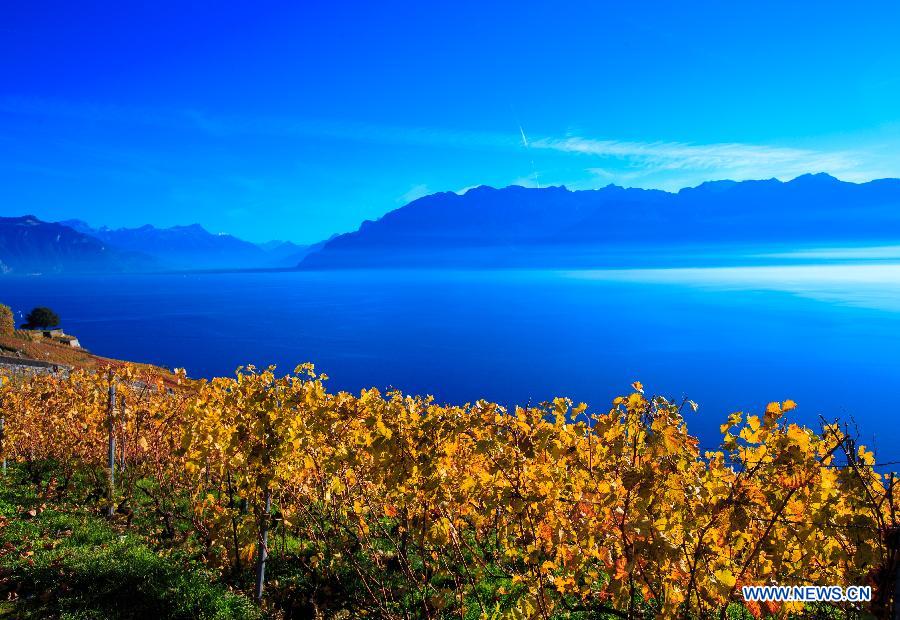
2;266;900;459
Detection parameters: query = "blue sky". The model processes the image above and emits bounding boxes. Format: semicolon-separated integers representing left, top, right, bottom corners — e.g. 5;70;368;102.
3;1;900;243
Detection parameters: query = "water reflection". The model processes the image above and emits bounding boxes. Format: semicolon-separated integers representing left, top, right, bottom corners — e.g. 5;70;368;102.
567;263;900;312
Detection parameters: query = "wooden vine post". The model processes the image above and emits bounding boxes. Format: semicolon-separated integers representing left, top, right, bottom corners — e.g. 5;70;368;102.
255;383;279;602
106;372;117;518
255;487;272;602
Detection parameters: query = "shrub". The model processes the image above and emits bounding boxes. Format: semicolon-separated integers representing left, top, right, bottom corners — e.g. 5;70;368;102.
0;303;13;335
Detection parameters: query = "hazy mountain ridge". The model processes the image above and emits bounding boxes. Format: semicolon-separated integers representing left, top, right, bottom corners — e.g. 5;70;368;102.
60;220;272;270
62;220;322;270
299;174;900;268
0;217;312;273
257;238;333;267
0;215;152;274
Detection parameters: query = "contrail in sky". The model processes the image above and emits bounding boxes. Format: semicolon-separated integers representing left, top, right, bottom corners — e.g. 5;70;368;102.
518;124;529;148
514;114;541;188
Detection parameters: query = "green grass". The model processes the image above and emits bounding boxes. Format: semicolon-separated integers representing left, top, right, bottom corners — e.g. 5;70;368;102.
0;466;876;619
0;472;260;620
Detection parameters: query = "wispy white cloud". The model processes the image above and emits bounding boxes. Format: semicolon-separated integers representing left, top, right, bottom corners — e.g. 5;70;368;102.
398;183;431;204
1;95;894;190
530;136;862;181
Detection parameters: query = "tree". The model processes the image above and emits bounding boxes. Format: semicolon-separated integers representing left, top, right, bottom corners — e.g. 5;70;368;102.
0;304;13;335
22;306;60;330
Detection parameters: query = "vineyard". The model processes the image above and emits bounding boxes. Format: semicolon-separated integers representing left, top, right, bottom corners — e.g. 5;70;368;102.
1;364;898;619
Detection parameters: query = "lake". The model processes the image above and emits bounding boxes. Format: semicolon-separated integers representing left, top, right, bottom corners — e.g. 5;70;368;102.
2;263;900;459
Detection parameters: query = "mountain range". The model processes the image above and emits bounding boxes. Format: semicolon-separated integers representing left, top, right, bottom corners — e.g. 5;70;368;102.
0;217;319;274
61;220;278;270
4;174;900;274
298;173;900;268
0;216;148;274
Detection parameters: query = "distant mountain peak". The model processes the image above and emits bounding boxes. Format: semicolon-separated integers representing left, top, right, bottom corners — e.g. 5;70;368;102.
173;223;208;232
788;172;842;185
681;179;739;194
462;185;495;195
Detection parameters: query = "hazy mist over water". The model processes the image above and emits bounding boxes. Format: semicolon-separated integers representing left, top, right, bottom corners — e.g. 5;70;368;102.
567;263;900;311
